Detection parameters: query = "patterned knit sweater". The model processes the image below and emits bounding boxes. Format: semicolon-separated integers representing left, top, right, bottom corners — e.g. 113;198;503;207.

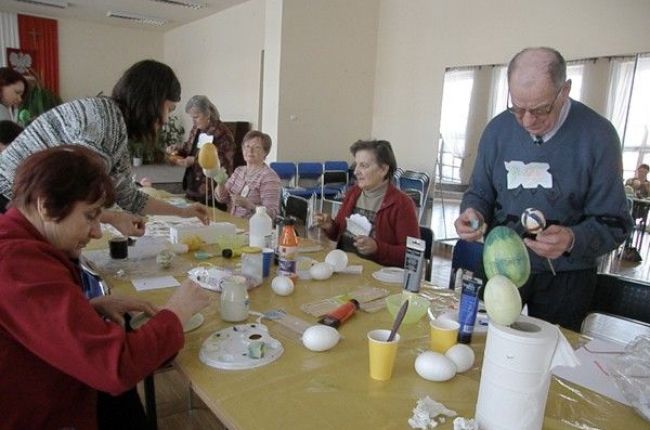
0;97;148;213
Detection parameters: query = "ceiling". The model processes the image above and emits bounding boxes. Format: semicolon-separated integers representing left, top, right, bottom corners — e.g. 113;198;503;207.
0;0;249;31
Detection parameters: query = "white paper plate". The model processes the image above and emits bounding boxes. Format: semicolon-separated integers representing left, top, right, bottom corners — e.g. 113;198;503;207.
199;323;283;370
130;312;204;333
432;309;490;332
372;267;404;284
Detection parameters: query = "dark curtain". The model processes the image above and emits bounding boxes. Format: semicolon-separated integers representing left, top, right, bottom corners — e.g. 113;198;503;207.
18;14;59;95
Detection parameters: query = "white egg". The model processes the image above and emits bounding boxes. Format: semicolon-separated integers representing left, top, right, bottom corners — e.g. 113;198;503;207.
271;276;294;296
414;351;457;382
324;249;348;272
444;344;475;373
309;262;334;281
483;275;522;326
302;325;340;352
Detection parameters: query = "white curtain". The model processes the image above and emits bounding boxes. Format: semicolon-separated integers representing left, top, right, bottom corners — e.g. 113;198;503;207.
566;60;587;102
440;68;475;158
606;56;636;142
488;65;507;119
0;12;20;67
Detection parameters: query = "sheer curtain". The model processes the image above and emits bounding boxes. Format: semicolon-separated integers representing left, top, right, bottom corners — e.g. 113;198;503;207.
488;65;507;119
606;56;637;145
0;12;20;67
439;68;476;182
566;61;586;102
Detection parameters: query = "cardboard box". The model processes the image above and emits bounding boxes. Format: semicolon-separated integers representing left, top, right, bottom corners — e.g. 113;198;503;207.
170;222;237;245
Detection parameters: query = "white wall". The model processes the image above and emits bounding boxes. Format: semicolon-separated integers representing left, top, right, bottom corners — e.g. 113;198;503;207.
58;18;163;101
373;0;650;175
274;0;379;161
163;0;265;137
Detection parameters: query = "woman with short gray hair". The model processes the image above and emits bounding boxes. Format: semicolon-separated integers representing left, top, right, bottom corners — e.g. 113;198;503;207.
167;95;242;208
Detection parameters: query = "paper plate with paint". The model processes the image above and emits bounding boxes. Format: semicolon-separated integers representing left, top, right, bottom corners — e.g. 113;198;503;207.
199;323;283;370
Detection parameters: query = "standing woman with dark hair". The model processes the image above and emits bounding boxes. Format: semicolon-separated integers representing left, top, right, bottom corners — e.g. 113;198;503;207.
0;67;28;122
0;60;209;236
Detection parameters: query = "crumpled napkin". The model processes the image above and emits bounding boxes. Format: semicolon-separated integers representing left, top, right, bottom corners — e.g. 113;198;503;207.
408;396;457;429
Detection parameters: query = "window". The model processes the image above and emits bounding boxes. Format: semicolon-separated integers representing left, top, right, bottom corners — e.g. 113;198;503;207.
566;63;585;102
438;68;475;183
607;54;650;179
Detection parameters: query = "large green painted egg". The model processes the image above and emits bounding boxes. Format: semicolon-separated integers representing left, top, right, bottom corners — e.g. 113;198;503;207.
483;226;530;288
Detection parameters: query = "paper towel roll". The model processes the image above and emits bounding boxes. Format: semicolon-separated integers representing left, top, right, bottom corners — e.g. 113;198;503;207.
475;315;579;430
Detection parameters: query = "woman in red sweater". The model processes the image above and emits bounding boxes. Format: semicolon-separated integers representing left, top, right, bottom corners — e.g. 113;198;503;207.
0;146;210;429
314;140;420;267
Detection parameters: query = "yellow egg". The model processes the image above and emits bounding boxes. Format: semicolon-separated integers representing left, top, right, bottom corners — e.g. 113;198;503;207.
484;274;522;326
198;142;219;170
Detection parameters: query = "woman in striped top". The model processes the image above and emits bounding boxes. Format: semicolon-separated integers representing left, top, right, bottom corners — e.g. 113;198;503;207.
215;130;281;218
0;60;209;236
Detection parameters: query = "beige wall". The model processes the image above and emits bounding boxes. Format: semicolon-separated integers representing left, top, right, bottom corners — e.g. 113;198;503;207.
58;18;163;101
163;0;265;138
373;0;650;176
274;0;379;161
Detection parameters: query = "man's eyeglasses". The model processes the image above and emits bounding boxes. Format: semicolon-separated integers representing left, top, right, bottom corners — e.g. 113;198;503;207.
507;86;563;118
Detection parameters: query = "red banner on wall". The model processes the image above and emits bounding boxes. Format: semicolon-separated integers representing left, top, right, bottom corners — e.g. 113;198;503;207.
17;14;59;95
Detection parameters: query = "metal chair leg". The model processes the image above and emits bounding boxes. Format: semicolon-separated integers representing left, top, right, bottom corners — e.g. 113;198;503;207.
143;374;158;430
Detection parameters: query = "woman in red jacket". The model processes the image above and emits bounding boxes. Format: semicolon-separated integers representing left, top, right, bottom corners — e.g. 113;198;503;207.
314;139;420;267
0;146;210;429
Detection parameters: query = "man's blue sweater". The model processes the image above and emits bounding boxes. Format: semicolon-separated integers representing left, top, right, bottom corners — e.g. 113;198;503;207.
462;100;633;273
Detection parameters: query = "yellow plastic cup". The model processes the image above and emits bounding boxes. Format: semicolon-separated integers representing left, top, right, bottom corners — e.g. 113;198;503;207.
430;318;460;353
367;329;400;381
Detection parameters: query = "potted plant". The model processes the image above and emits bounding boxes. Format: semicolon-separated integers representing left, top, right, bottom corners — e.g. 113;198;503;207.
157;115;185;163
128;140;144;167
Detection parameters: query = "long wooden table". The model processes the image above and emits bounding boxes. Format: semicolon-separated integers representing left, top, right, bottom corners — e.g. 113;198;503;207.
89;211;647;430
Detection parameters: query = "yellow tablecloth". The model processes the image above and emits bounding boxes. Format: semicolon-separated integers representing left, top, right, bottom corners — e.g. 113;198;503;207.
89;210;647;430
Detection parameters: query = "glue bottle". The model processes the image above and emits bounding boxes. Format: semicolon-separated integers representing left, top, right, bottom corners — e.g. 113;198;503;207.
318;299;360;328
278;218;298;278
249;206;272;248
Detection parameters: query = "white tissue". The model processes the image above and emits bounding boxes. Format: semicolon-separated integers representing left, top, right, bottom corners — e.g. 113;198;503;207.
408;396;457;429
453;417;478;430
346;214;372;236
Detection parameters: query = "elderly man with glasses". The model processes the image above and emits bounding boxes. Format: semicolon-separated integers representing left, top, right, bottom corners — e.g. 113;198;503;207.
454;47;633;331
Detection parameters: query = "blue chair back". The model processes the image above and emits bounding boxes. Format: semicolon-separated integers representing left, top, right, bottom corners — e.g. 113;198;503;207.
270;162;297;186
449;240;484;290
297;162;323;181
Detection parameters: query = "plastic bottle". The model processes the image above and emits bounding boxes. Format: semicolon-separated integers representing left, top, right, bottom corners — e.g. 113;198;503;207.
457;272;482;344
249;206;273;248
318;299;360;328
278;218;298;278
240;246;263;285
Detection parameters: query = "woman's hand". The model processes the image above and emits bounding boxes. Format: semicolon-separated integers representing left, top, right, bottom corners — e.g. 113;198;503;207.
164;279;213;324
353;235;378;255
90;295;158;326
182;203;210;225
232;194;254;211
313;212;333;231
182;156;196;168
101;210;146;237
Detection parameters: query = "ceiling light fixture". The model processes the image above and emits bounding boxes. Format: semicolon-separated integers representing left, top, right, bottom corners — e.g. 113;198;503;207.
106;10;168;27
147;0;205;9
14;0;68;8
